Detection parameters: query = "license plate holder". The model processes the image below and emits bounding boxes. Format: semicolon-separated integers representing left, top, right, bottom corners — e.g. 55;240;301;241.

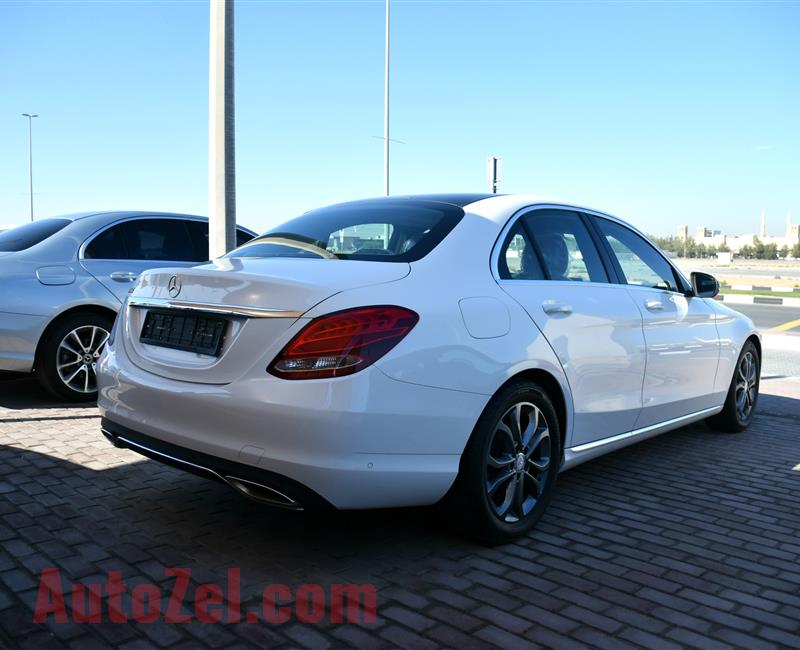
140;310;227;357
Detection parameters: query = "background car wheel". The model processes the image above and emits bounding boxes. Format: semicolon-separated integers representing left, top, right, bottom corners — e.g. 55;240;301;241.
446;380;560;544
37;312;114;402
708;340;760;433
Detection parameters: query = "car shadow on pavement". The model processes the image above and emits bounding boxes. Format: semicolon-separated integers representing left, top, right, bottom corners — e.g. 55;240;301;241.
0;375;92;411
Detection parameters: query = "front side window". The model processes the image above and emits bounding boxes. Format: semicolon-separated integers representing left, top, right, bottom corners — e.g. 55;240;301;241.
595;218;679;292
520;210;609;283
227;200;464;262
0;218;71;252
185;221;256;261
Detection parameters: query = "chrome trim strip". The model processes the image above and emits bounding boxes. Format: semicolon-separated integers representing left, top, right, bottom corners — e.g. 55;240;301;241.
570;406;721;454
128;296;303;319
105;430;303;510
109;432;227;482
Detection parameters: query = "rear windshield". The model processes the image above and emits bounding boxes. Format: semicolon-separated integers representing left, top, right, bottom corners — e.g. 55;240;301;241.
226;200;464;262
0;218;71;252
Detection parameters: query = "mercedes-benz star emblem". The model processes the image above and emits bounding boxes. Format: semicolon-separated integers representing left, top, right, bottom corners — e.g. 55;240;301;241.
167;275;182;298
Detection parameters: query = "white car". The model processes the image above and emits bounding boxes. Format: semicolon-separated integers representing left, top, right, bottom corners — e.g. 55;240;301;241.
97;194;760;542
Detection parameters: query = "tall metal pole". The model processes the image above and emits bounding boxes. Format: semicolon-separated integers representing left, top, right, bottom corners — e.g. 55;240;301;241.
383;0;390;196
209;0;236;259
22;113;37;221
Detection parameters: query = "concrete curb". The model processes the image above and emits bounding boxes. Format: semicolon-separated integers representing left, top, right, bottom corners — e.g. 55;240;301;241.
726;284;800;293
717;294;800;307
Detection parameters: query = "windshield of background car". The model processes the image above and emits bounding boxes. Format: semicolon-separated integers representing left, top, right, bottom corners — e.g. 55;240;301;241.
226;200;465;262
0;218;71;252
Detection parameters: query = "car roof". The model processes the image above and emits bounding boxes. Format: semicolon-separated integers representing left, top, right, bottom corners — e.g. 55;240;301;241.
56;210;206;222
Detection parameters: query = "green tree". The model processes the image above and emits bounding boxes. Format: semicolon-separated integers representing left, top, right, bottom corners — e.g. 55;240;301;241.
740;245;755;259
762;243;778;260
780;245;790;259
792;242;800;258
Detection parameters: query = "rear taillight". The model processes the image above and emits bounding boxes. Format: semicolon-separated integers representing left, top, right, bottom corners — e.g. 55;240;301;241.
268;306;419;380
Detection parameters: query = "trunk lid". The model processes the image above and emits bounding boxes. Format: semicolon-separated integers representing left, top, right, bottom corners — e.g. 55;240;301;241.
122;257;409;384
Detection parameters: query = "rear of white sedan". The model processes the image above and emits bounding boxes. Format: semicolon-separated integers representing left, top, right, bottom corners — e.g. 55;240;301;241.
98;194;760;543
98;196;509;514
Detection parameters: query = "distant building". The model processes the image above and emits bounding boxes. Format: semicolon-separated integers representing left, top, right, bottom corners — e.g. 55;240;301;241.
691;210;799;254
677;225;689;240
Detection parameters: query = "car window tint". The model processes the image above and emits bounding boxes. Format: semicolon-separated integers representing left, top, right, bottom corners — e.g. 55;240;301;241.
185;222;256;261
84;223;127;259
595;218;678;291
236;229;254;247
499;223;544;280
120;219;196;262
521;210;608;283
0;218;71;252
228;200;464;262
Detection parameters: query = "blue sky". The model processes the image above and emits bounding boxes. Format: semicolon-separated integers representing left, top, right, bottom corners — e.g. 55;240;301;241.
0;0;797;236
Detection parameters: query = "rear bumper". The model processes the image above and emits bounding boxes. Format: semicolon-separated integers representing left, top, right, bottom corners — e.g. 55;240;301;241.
97;343;487;509
101;418;332;511
0;311;47;373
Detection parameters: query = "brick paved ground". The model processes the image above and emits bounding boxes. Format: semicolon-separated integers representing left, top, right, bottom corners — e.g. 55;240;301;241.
0;375;799;649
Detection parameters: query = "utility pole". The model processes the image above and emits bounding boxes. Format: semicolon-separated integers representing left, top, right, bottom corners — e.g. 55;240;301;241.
383;0;390;196
22;113;37;221
209;0;236;258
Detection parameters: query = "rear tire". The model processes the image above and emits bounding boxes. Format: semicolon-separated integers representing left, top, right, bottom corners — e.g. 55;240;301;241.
446;380;560;544
37;312;114;402
708;340;760;433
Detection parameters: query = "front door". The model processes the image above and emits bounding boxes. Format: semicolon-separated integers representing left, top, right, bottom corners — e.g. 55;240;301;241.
497;208;647;447
591;216;720;428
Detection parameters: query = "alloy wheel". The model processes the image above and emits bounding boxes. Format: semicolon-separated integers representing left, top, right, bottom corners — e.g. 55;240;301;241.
56;325;110;394
735;351;758;422
485;401;551;523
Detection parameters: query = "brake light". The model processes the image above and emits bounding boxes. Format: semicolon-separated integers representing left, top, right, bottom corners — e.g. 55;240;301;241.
268;306;419;379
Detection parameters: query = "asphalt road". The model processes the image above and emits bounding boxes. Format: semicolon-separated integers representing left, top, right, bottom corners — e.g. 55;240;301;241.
725;302;800;333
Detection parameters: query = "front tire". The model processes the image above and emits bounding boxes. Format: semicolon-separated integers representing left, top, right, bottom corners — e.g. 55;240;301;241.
37;312;114;402
708;340;760;433
447;380;560;544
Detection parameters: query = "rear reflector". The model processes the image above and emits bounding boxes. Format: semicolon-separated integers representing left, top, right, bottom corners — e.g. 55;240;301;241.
268;306;419;379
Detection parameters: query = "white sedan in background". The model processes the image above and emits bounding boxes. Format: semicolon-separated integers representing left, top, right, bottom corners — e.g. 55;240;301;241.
98;194;760;542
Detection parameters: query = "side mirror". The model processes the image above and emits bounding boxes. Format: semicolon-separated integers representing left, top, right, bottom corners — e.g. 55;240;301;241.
691;271;719;298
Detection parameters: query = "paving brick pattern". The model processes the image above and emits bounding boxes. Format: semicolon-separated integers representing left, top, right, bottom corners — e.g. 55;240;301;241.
0;377;799;649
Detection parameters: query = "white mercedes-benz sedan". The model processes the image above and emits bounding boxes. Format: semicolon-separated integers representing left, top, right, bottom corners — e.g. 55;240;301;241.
97;194;760;542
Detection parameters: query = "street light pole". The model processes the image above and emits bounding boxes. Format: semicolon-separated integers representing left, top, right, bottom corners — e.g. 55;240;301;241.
209;0;236;259
22;113;37;221
383;0;390;196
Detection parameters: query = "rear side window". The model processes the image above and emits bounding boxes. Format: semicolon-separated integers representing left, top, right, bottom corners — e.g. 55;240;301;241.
85;219;197;262
227;200;464;262
0;219;70;252
498;222;544;280
520;210;609;283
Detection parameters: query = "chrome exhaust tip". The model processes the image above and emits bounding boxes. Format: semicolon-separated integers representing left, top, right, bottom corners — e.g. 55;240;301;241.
224;475;303;511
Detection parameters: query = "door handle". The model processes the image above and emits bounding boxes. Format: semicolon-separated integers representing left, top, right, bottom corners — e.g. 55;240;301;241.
644;299;664;311
542;301;573;315
110;271;138;282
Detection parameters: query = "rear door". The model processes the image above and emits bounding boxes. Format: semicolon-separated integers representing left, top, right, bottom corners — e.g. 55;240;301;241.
590;216;720;428
80;217;201;303
496;208;647;447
